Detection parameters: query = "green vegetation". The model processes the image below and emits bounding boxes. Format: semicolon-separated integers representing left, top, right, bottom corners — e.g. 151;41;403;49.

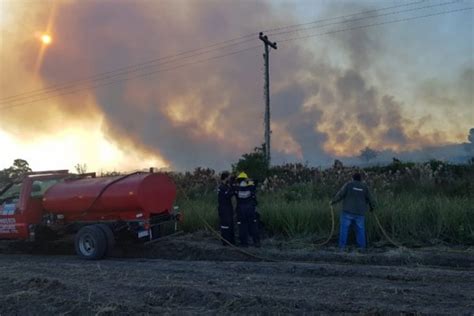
0;159;32;190
175;160;474;246
2;157;473;246
177;189;473;246
231;144;269;183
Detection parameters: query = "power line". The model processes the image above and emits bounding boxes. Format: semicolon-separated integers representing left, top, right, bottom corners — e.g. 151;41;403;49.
268;0;460;38
1;6;470;110
0;34;259;103
0;0;431;103
278;6;472;44
0;37;257;103
0;45;260;110
262;0;427;33
0;5;470;110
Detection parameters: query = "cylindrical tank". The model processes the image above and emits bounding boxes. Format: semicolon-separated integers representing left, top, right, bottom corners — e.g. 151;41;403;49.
42;173;176;215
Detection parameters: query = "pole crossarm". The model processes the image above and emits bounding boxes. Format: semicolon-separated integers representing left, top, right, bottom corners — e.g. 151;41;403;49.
259;32;278;49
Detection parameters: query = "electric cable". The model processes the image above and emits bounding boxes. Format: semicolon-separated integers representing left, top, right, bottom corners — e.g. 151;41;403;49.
0;5;470;110
0;0;447;105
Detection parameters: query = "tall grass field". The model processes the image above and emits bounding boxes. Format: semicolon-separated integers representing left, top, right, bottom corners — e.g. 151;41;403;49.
174;161;474;246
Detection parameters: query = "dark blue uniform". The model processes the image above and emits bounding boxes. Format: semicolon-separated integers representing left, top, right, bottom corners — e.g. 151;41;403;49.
234;179;260;246
217;183;235;245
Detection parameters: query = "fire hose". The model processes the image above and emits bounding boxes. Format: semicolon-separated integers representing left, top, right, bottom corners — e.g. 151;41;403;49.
178;185;351;262
371;212;404;249
274;204;403;250
312;204;336;247
178;185;279;262
178;185;407;262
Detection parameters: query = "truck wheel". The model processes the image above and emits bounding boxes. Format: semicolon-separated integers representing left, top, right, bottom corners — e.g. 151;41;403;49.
75;226;107;260
95;224;115;255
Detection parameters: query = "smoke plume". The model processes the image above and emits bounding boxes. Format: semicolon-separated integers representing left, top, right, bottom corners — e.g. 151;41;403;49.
1;0;472;170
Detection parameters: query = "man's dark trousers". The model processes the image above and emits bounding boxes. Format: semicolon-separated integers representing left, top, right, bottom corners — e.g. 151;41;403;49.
219;205;235;245
237;202;259;246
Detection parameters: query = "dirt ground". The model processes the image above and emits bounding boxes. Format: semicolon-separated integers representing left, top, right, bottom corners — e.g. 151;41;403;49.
0;234;473;315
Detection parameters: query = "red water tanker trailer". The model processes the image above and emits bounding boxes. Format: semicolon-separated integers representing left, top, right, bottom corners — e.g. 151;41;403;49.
0;170;180;259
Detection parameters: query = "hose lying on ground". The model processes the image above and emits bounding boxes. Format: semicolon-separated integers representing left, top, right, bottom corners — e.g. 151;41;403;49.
176;184;445;260
312;204;336;247
177;185;347;261
371;212;404;249
371;213;473;253
275;205;404;250
178;185;280;262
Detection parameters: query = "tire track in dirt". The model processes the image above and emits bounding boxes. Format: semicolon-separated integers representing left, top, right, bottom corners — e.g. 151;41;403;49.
1;234;473;268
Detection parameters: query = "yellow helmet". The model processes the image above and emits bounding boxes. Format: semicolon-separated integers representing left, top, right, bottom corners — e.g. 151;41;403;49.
237;172;248;179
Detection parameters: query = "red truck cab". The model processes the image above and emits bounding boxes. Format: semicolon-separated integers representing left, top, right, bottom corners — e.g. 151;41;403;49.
0;170;69;240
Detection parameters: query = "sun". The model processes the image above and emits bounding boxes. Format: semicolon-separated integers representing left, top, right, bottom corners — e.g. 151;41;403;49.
41;34;52;45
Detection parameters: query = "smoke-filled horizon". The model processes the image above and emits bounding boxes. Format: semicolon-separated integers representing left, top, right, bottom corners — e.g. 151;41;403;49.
1;0;473;171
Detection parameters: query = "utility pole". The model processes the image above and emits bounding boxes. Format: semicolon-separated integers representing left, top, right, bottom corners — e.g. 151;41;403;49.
259;32;277;166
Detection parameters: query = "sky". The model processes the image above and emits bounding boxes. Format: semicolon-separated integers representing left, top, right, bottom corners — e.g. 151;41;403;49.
0;0;472;172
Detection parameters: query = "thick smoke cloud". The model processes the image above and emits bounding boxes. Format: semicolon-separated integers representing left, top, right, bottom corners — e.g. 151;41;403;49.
2;0;472;170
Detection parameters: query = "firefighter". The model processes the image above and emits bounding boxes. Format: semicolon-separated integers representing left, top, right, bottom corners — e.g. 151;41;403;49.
217;171;235;245
234;172;260;247
331;172;375;251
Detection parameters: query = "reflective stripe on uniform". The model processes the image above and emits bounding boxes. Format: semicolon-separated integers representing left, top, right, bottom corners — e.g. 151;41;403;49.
220;226;229;229
238;190;251;198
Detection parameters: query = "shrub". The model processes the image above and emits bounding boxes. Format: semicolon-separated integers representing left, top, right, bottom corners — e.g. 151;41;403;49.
232;144;268;183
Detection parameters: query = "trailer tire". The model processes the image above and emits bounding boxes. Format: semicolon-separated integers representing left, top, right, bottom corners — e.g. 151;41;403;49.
95;224;115;255
75;225;107;260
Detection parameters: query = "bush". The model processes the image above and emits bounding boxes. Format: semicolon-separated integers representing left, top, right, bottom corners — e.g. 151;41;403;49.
232;144;269;183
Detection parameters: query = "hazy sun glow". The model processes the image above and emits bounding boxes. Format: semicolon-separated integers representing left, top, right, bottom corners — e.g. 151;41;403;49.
41;34;52;45
33;2;58;75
